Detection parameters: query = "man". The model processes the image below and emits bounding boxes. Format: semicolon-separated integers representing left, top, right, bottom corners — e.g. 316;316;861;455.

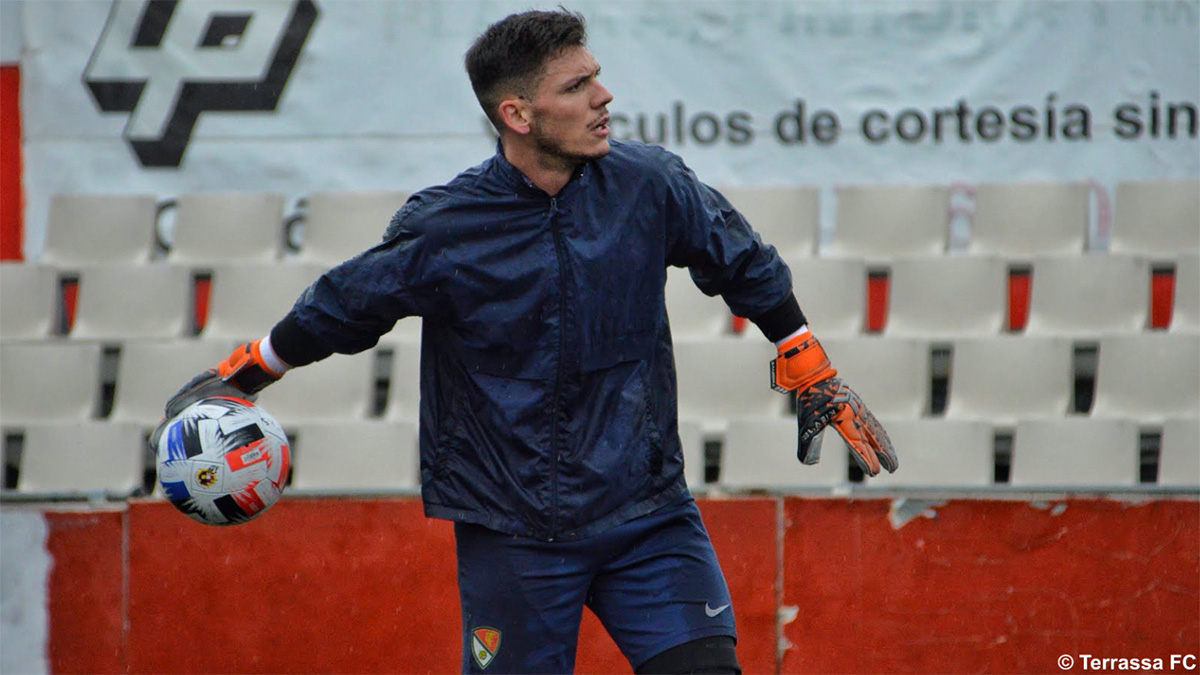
160;9;896;674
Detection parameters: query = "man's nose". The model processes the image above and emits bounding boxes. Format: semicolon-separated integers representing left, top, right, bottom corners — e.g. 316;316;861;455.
593;80;614;108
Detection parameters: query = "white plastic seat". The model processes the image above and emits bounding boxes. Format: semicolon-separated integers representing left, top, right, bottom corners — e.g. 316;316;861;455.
69;263;193;340
678;418;706;490
0;263;56;339
1112;179;1200;256
716;185;819;257
109;339;236;426
1172;254;1199;332
297;190;409;266
665;267;734;338
1092;333;1200;422
1158;417;1199;487
376;317;423;344
255;350;377;425
1010;418;1139;487
885;255;1008;337
783;256;866;337
944;336;1073;423
674;337;783;430
0;342;102;424
17;421;145;495
820;336;930;419
384;337;422;421
857;419;994;488
967;181;1090;256
201;262;327;340
41;193;158;265
721;417;848;489
167;191;286;264
290;419;419;491
1024;254;1150;336
825;183;950;259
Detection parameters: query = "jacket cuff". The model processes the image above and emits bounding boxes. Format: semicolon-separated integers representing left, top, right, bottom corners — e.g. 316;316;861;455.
749;293;808;343
268;312;333;367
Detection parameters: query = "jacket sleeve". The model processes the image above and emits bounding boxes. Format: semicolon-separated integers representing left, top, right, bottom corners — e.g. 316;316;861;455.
269;195;446;367
659;153;806;342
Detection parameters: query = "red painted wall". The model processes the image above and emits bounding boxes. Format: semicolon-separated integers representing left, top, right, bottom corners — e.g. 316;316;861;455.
779;498;1200;674
40;496;1199;674
0;64;21;260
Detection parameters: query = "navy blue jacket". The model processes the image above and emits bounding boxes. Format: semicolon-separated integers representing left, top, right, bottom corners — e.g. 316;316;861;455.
272;140;798;541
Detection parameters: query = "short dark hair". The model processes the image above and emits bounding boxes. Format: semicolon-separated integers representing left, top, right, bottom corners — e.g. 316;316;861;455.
464;9;588;130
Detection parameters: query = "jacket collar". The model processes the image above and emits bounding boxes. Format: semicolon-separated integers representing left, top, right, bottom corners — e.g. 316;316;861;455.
489;140;592;198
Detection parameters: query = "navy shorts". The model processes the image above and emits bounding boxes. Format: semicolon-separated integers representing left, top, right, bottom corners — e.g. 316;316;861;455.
454;497;737;673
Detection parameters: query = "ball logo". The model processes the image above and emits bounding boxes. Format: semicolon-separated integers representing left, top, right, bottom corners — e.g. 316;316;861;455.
83;0;319;167
195;465;218;487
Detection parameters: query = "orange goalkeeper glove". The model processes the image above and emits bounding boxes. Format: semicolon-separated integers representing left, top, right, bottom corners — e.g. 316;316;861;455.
771;331;898;476
153;339;287;446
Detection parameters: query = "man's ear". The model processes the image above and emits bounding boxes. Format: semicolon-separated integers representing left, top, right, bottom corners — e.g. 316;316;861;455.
498;97;532;135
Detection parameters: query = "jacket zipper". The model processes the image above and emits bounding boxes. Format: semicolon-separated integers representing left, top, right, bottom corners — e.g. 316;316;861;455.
548;196;567;541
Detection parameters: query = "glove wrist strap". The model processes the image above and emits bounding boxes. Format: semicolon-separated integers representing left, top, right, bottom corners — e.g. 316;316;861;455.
771;332;837;393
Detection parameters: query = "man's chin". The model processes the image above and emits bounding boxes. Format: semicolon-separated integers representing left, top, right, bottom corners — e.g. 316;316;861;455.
580;139;611;160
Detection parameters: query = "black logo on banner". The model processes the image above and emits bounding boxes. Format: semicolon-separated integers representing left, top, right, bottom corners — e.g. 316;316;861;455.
83;0;318;168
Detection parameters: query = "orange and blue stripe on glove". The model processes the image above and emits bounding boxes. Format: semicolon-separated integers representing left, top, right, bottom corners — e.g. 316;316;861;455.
771;331;898;477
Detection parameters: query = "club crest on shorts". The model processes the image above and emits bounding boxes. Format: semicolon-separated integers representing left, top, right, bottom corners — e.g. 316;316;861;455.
471;627;501;669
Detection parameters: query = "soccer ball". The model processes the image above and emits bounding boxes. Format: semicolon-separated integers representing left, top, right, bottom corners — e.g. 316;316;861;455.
155;396;291;526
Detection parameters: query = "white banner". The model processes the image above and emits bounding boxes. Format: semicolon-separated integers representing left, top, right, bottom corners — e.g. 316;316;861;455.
17;0;1200;258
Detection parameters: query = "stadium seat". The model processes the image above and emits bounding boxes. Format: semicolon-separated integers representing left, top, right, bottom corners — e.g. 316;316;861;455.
290;419;419;491
1158;417;1200;487
384;336;422;421
967;180;1089;256
716;184;819;257
254;350;377;424
166;191;287;264
678;418;707;490
664;267;735;338
69;263;193;340
1010;418;1139;487
1;342;103;424
1092;333;1200;421
296;190;409;266
16;421;145;495
721;418;848;489
1172;254;1199;332
109;339;236;426
825;183;950;259
856;419;995;488
0;263;56;340
201;262;328;340
783;255;867;337
376;316;424;344
820;336;930;419
885;255;1008;337
944;336;1074;423
1023;254;1150;336
41;193;158;265
1111;178;1200;256
674;337;783;430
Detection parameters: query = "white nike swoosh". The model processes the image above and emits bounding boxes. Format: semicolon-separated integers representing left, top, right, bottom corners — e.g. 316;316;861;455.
705;602;731;617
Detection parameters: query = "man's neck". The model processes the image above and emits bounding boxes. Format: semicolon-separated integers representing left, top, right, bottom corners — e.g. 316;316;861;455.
502;140;578;196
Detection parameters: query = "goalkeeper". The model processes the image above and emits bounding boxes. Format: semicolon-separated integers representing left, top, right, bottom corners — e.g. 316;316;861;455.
161;8;896;674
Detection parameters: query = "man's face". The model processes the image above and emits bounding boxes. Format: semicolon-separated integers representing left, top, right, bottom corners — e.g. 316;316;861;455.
524;46;613;164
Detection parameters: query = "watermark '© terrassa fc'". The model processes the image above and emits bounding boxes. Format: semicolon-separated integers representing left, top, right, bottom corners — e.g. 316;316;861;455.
1058;654;1198;671
83;0;319;168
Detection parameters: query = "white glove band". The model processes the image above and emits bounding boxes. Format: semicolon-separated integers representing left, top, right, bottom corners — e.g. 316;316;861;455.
774;324;810;348
258;334;293;376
